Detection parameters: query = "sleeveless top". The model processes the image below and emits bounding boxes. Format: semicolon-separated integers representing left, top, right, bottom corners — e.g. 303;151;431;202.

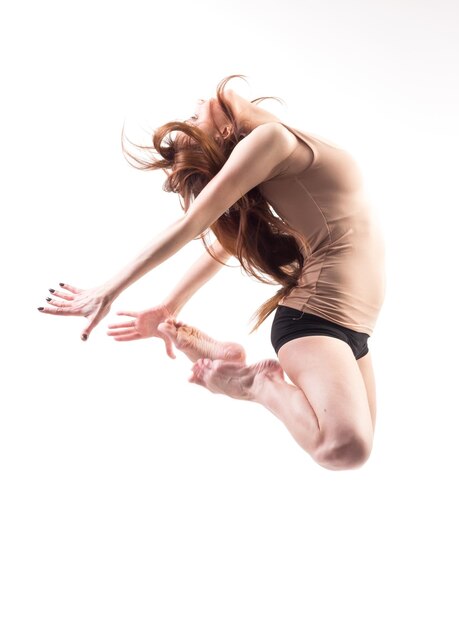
258;123;386;336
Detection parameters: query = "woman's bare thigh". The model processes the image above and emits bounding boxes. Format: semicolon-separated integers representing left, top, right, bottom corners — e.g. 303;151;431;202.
277;335;374;450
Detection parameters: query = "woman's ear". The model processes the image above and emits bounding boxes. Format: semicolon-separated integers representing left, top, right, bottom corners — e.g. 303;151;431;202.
218;125;233;141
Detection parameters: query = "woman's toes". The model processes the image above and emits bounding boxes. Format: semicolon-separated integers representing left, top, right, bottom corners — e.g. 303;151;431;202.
189;362;201;383
158;320;177;340
189;360;209;385
223;346;246;362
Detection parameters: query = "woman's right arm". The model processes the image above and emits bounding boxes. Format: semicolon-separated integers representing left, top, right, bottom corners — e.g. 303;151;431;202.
161;238;232;317
106;239;232;353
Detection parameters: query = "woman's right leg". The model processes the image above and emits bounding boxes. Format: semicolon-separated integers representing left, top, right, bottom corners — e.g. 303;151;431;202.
160;316;375;470
190;334;374;471
274;335;374;469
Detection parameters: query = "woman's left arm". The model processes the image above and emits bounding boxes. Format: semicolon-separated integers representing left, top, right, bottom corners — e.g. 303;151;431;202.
39;123;295;340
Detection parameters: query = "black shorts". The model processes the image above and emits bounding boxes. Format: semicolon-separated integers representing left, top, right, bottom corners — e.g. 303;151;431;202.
271;305;370;360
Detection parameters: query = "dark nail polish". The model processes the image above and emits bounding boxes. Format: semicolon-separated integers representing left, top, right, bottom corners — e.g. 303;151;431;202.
59;282;64;287
37;307;44;311
49;288;55;293
82;334;88;341
46;297;51;302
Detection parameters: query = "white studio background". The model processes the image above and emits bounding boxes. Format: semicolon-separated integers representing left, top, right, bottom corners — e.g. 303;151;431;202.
1;1;458;625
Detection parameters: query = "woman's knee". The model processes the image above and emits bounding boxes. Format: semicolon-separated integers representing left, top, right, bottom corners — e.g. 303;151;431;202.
313;431;373;471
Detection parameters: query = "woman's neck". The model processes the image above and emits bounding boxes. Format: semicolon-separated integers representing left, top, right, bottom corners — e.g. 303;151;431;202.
225;89;282;133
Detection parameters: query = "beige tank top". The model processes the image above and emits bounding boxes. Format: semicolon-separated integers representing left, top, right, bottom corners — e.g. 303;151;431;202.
258;123;386;336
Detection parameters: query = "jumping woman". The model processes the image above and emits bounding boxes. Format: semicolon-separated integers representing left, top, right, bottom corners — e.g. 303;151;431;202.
38;75;386;471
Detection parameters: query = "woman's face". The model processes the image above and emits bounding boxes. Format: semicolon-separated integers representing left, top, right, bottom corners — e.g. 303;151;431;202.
185;97;229;138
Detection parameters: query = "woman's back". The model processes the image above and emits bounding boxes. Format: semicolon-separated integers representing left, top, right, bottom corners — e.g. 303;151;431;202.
258;123;386;336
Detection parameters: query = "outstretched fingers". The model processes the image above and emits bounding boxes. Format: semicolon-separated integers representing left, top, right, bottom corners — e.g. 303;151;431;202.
107;320;136;331
38;282;81;315
45;298;74;308
48;289;74;301
114;310;139;318
107;324;139;339
58;283;82;294
38;304;81;316
38;282;114;342
106;313;137;340
108;332;142;341
81;307;110;341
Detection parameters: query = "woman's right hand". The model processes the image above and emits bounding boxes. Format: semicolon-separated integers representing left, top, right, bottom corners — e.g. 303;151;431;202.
106;304;177;358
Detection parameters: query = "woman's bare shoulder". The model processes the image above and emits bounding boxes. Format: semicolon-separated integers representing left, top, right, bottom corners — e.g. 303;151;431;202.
247;122;299;152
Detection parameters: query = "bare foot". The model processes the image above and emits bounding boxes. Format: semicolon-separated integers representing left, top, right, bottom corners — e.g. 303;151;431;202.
157;319;246;363
188;358;284;400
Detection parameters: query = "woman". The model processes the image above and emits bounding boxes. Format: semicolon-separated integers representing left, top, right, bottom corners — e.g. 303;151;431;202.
38;75;386;471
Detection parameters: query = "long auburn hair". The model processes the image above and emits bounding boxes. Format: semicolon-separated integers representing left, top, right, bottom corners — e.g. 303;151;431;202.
122;74;310;332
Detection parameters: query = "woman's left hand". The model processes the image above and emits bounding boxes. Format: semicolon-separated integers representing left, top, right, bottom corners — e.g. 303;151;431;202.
38;282;115;341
